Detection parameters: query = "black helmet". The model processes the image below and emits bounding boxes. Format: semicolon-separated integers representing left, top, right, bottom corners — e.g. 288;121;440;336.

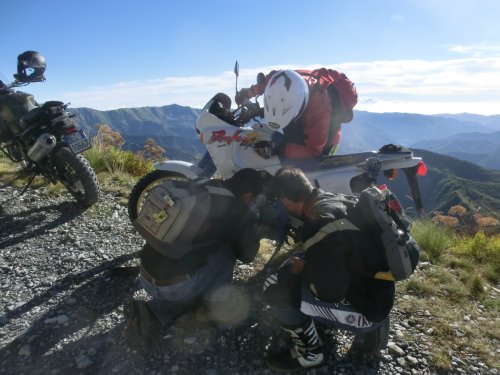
15;51;46;82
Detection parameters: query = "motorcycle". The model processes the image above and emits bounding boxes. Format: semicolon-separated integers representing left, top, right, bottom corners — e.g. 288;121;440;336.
0;59;99;208
128;62;426;221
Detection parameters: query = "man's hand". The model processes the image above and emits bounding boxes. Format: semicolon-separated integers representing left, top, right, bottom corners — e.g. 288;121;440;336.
235;88;251;106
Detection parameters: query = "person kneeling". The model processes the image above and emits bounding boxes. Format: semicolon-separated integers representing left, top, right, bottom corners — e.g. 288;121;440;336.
124;169;265;343
262;166;394;372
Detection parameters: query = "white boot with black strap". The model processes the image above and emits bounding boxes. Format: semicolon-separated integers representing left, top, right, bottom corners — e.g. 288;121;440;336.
266;318;325;372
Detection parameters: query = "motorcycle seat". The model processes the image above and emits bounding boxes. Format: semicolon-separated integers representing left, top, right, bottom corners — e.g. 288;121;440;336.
279;152;375;173
319;152;376;169
20;107;44;125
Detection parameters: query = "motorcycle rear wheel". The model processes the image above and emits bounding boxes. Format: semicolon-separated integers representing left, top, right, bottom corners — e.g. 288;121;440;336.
127;170;187;222
53;146;100;208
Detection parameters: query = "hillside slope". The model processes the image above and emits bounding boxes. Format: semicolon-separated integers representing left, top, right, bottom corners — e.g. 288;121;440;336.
410;149;500;218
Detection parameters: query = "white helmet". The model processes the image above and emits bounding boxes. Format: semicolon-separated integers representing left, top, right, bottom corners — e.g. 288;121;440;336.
263;70;309;131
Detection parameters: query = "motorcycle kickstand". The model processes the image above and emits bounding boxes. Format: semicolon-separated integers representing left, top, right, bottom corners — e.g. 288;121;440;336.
19;172;37;196
262;240;285;273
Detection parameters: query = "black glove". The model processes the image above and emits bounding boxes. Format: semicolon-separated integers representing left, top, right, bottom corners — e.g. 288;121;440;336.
253;132;286;159
257;199;289;242
235;88;251;106
253;141;276;159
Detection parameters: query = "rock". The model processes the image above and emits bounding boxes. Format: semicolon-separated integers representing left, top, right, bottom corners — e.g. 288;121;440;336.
18;345;31;356
387;343;406;356
44;314;69;325
75;354;93;369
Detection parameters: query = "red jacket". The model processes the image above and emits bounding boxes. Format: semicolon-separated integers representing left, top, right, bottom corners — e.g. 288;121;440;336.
246;69;340;159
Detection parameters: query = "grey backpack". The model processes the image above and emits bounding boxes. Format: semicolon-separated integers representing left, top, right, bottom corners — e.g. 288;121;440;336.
133;179;233;259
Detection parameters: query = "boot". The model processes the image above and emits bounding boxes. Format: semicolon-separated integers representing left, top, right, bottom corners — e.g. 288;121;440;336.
266;318;325;372
123;298;161;346
348;316;390;357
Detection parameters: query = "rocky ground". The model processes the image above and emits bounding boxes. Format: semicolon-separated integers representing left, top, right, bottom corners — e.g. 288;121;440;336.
0;184;498;375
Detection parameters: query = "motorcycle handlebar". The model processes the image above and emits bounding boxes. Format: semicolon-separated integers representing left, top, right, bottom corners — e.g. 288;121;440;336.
236;101;264;123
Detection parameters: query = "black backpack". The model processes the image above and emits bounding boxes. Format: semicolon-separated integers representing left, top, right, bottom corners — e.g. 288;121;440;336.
303;185;420;281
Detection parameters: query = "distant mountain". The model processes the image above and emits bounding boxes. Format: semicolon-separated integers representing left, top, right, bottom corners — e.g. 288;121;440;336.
436;113;500;132
339;111;497;154
411;131;500;170
71;105;204;161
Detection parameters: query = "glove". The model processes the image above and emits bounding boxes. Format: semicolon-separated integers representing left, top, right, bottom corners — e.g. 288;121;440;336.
253;141;275;159
235;88;251;106
253;132;286;159
258;199;289;242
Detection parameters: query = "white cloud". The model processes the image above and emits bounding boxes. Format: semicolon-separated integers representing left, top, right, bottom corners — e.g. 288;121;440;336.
60;58;500;115
448;42;500;57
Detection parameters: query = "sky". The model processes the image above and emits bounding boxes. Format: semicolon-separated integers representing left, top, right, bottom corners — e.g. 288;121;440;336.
1;0;499;115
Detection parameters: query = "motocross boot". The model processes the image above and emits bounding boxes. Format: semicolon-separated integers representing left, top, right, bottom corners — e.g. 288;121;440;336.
348;316;390;357
265;318;325;372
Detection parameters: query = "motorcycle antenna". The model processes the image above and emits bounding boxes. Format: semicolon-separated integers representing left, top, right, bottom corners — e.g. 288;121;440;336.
234;61;239;93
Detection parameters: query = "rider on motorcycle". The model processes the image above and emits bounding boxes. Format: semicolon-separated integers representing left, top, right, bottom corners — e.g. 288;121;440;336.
235;68;357;159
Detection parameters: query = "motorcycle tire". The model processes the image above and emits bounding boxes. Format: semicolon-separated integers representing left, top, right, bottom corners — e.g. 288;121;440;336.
127;170;187;222
53;146;100;208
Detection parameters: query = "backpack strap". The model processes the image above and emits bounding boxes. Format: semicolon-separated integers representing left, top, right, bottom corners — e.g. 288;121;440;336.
302;219;359;251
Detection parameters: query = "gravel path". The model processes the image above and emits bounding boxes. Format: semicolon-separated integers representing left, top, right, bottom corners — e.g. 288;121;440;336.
0;184;497;375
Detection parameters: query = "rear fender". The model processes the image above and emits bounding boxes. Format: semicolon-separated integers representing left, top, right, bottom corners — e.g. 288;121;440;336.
153;160;203;179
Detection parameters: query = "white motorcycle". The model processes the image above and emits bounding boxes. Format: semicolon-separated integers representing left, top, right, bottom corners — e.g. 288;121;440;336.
127;63;427;220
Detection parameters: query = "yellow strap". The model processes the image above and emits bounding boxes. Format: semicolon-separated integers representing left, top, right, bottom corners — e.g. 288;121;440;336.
302;219;359;251
374;271;395;281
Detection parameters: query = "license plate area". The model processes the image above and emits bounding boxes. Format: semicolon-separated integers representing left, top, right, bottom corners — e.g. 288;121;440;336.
64;130;92;154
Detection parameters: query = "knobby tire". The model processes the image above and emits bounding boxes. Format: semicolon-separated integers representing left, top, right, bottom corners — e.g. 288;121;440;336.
54;147;100;208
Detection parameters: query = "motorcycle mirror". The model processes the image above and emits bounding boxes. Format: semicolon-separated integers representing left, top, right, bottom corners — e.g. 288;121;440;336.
234;61;239;77
234;61;240;94
257;72;266;85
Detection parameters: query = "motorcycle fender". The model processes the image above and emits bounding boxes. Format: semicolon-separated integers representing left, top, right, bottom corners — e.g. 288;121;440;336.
152;160;203;179
309;168;360;195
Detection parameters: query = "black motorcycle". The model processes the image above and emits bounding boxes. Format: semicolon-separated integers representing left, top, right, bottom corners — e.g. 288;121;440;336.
0;51;99;208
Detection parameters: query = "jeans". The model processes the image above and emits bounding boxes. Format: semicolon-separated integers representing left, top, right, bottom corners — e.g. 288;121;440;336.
140;245;237;325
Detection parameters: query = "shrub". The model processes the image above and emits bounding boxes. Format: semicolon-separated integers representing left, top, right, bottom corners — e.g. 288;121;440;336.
84;145;152;176
412;219;452;263
452;232;500;266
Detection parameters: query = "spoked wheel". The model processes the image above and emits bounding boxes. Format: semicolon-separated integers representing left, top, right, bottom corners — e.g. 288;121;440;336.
127;170;187;221
53;146;100;208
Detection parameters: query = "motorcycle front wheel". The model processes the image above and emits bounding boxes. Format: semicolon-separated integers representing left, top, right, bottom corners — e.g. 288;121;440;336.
53;146;100;208
127;170;187;222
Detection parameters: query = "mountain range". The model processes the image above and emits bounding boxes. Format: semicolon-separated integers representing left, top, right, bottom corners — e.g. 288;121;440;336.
70;105;500;218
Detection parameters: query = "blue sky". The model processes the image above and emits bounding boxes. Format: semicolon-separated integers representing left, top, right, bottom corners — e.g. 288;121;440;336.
1;0;499;115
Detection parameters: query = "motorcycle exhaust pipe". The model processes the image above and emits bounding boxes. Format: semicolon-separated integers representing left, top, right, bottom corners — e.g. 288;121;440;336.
27;133;56;161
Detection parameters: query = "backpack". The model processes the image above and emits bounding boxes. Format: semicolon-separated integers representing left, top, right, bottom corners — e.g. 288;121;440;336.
303;185;420;281
133;178;234;259
299;68;358;120
298;68;358;155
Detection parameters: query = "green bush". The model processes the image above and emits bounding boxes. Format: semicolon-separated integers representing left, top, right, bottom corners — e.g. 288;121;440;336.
84;146;153;177
451;232;500;272
412;219;452;263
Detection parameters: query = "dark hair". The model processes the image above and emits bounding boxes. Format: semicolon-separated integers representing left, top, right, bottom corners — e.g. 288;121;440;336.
269;166;313;202
225;168;264;197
